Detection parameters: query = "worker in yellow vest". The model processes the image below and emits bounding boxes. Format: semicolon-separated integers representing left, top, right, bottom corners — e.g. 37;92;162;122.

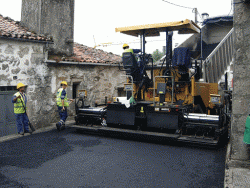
56;81;74;131
122;43;141;57
11;83;32;135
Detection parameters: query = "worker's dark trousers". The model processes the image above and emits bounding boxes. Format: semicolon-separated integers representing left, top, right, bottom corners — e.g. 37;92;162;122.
57;106;68;125
15;113;29;133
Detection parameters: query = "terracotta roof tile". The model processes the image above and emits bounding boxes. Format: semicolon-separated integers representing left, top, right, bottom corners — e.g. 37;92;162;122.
1;14;121;64
0;14;52;42
68;43;121;64
49;43;122;64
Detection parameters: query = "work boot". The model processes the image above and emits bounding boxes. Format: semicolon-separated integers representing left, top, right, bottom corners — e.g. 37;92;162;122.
56;122;61;131
25;130;33;134
18;131;24;135
61;123;66;130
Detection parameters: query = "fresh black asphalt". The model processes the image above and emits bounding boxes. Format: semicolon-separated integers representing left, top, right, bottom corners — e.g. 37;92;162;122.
0;127;227;188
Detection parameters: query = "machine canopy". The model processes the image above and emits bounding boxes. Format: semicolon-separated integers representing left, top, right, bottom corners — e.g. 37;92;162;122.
115;19;200;37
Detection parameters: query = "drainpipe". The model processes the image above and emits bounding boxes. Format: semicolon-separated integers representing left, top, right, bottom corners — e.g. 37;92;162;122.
45;50;48;62
193;8;198;24
44;42;49;62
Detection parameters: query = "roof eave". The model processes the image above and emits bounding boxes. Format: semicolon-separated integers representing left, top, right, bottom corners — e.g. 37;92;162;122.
0;36;53;44
45;60;120;66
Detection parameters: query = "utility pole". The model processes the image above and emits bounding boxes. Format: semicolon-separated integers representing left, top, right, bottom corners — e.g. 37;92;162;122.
193;8;198;24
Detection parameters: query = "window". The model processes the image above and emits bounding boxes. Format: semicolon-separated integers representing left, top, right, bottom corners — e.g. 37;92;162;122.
117;87;126;97
73;82;80;99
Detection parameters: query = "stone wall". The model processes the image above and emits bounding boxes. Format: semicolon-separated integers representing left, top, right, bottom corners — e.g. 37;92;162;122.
0;39;125;129
21;0;41;34
48;63;126;123
230;0;250;166
21;0;74;56
0;39;54;129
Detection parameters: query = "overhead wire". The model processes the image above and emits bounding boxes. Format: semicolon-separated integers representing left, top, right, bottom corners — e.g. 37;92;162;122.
162;0;204;23
162;0;233;24
162;0;194;9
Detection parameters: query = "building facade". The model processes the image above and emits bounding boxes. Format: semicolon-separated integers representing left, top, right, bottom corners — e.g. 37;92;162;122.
229;0;250;166
21;0;74;56
0;14;124;135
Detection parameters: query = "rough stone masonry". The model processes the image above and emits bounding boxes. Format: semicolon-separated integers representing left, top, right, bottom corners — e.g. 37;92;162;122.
0;39;54;129
21;0;74;56
0;0;125;130
229;0;250;167
0;39;125;129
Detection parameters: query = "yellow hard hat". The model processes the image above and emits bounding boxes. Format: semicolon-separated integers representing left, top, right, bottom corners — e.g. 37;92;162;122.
17;83;26;90
123;43;129;48
61;81;68;86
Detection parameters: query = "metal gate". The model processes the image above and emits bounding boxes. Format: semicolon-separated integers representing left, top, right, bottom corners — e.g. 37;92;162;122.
0;91;16;137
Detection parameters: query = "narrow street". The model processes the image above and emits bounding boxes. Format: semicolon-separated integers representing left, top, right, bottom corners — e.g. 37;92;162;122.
0;126;227;188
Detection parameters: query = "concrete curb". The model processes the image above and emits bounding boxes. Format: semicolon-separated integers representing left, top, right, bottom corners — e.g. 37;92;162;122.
224;140;232;187
0;120;76;143
224;140;250;188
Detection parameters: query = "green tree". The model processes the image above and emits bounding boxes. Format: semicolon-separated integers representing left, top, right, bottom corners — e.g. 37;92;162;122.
152;49;164;62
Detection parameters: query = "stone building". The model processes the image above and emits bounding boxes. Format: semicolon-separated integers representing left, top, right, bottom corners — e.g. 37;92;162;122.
21;0;74;56
224;1;250;186
46;43;124;123
0;12;124;136
0;14;53;135
226;0;250;169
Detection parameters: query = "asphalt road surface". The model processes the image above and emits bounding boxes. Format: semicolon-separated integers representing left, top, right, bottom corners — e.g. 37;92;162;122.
0;127;227;188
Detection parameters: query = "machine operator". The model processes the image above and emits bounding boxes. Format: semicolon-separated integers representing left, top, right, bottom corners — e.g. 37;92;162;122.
122;43;141;57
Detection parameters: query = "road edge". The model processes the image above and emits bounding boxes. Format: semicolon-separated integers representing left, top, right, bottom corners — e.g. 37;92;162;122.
0;120;76;143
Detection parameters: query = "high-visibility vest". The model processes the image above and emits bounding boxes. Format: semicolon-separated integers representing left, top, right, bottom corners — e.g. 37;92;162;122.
122;48;134;57
13;92;26;114
56;88;69;107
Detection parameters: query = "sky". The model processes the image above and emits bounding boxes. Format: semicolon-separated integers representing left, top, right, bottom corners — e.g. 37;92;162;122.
0;0;233;55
